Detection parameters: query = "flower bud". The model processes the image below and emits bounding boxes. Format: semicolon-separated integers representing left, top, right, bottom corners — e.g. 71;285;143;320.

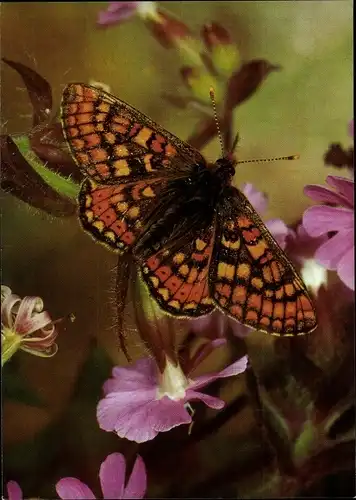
180;66;221;105
202;23;241;77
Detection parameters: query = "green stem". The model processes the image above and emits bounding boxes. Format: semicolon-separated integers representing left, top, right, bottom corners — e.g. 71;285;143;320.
2;332;21;366
13;136;80;200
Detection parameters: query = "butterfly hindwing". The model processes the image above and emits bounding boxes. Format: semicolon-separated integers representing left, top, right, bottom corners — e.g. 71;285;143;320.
141;223;216;317
79;177;170;253
210;188;317;335
61;83;205;184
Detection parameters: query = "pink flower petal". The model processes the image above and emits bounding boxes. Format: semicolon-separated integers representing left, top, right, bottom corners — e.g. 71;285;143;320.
288;223;329;262
123;455;147;499
103;358;157;394
151;397;191;432
190;311;226;338
97;10;132;25
98;385;191;443
189;355;248;390
56;478;96;499
304;184;350;206
6;481;23;500
97;388;157;431
107;2;137;13
216;355;249;377
99;453;125;499
303;206;353;237
241;183;268;214
185;390;225;409
116;397;190;442
314;230;353;269
13;297;52;335
103;377;122;395
337;245;355;290
97;2;138;25
98;355;248;443
326;175;354;208
115;406;160;442
265;218;291;249
1;294;21;329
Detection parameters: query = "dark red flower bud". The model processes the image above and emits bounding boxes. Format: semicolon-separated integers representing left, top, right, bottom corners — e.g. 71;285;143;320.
0;135;76;217
225;60;281;112
2;58;52;127
201;22;232;51
147;9;191;49
324;143;354;170
30;122;83;182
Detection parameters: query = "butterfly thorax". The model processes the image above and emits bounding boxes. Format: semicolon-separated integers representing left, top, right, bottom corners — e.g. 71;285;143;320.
134;161;232;260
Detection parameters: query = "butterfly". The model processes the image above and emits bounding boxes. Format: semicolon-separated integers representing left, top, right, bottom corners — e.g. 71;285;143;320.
60;83;317;336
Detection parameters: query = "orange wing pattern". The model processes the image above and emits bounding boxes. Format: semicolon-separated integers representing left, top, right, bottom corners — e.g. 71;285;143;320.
61;84;317;336
61;83;204;184
210;190;317;336
79;177;168;253
141;224;216;317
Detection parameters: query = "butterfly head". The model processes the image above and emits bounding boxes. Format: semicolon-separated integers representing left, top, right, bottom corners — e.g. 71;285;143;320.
212;155;236;185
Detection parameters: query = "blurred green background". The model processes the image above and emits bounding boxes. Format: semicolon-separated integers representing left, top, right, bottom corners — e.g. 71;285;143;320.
1;1;353;498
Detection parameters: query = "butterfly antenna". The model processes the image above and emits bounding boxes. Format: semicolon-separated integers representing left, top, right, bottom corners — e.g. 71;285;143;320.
236;154;300;164
209;87;224;157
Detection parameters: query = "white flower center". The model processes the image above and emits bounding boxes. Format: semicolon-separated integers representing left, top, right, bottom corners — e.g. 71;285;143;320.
137;2;158;20
157;358;189;401
301;258;328;294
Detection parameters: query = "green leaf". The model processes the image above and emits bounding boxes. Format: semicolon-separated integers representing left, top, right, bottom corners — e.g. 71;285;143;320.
13;135;80;200
293;418;317;465
73;344;113;402
3;361;44;407
212;44;241;78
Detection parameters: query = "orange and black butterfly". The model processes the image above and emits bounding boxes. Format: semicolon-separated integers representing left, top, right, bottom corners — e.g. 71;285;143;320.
60;83;317;336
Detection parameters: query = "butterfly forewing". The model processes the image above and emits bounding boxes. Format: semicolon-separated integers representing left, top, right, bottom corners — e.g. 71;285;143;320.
61;83;205;253
61;83;205;184
210;188;317;335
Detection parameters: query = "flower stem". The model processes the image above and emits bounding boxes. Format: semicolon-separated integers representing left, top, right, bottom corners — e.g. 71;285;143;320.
1;331;21;366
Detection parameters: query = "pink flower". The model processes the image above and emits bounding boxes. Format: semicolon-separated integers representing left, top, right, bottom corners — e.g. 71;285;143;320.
97;2;157;26
97;351;248;443
189;310;235;339
1;285;58;365
56;453;147;499
285;224;328;295
303;175;354;291
5;481;23;500
190;183;292;339
97;2;191;51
